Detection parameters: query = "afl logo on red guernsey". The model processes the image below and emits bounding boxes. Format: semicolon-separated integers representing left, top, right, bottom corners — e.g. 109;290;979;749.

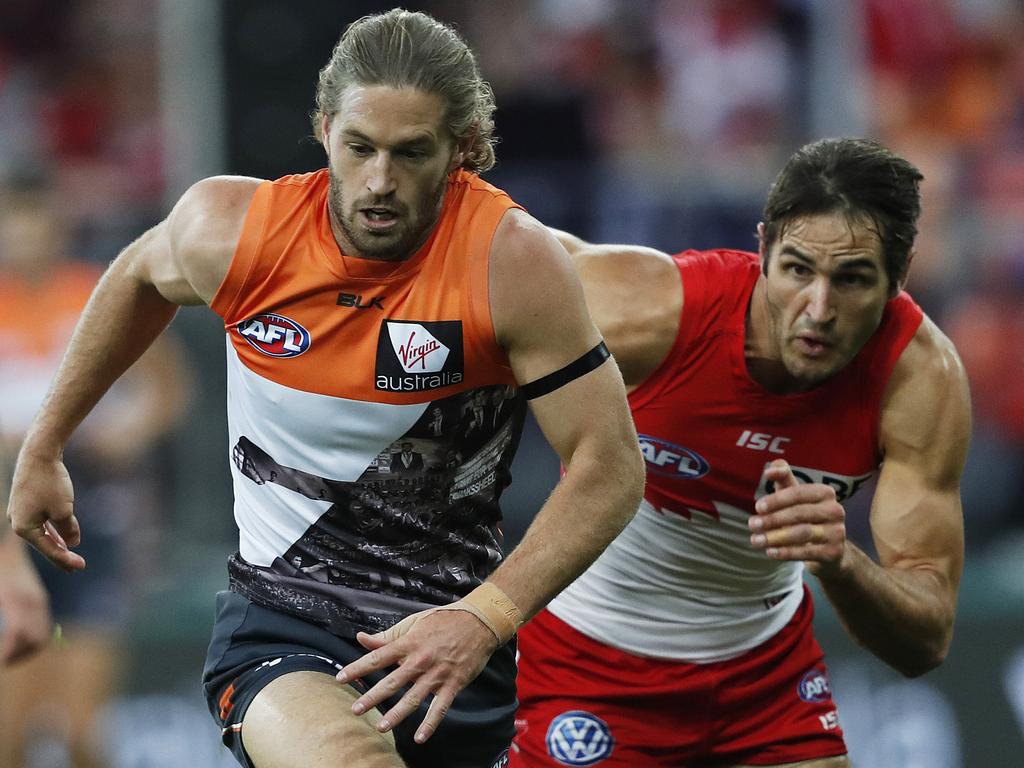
237;313;311;358
639;434;710;479
375;320;464;392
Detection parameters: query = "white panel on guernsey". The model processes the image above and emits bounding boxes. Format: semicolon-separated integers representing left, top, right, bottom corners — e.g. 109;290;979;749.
224;342;429;564
547;498;804;663
233;470;332;566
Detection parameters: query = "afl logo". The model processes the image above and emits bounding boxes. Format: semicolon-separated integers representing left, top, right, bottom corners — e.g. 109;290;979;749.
798;668;832;702
546;711;614;766
638;435;710;479
237;313;311;358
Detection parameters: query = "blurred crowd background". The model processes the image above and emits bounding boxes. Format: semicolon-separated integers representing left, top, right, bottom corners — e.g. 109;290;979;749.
1;1;1022;766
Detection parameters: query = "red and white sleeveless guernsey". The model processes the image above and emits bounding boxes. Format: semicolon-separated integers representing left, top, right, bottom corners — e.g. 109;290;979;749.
210;169;526;637
547;249;923;662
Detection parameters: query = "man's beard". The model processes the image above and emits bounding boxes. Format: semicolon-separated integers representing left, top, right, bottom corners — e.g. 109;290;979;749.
328;171;449;262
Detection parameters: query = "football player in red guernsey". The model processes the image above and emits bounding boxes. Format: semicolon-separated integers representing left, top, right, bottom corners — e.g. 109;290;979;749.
512;137;970;768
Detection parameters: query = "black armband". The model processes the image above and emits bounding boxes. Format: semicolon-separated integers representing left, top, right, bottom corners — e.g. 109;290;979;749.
519;341;611;400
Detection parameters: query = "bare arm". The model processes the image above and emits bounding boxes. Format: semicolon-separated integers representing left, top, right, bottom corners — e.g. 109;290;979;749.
485;212;646;617
548;227;681;387
818;318;968;674
750;318;969;676
8;176;259;570
338;212;646;741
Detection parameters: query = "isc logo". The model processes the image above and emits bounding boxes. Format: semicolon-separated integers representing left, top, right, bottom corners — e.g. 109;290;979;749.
736;430;790;454
237;313;311;358
638;435;710;480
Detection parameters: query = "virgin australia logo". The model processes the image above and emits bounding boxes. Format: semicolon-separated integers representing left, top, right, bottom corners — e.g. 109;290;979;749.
389;322;449;372
375;320;464;393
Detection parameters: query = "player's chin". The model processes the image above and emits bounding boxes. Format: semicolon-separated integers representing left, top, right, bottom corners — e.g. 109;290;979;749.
786;355;844;386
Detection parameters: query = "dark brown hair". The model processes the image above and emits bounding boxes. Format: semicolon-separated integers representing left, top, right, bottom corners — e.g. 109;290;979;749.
762;138;924;285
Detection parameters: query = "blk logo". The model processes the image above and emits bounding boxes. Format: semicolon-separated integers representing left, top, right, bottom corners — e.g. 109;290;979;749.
546;711;614;766
337;292;384;310
237;313;310;357
375;320;464;392
639;435;710;479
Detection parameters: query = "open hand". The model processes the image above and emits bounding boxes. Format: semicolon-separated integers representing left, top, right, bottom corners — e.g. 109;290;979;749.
336;606;499;744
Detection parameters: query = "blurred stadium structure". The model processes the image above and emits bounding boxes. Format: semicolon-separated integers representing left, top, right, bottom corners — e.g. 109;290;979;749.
1;0;1023;765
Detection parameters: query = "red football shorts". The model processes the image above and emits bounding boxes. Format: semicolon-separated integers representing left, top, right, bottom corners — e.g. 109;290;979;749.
511;587;846;767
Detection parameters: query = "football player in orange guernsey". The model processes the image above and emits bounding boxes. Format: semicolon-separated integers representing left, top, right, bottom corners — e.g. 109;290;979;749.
8;10;644;768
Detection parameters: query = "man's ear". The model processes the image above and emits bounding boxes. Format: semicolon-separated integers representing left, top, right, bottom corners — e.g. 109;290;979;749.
892;248;916;297
447;135;472;173
320;115;332;157
757;222;769;276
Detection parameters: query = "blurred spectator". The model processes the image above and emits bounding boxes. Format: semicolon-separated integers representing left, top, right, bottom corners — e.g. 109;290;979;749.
944;256;1024;545
0;181;188;768
0;0;164;262
866;0;1024;550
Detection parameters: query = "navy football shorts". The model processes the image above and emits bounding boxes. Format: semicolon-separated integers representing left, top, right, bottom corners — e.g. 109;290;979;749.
202;590;515;768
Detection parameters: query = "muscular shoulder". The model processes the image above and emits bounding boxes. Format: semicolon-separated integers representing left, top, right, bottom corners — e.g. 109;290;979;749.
490;207;560;265
572;242;681;387
489;209;584;349
167;176;263;304
886;315;969;414
881;315;971;485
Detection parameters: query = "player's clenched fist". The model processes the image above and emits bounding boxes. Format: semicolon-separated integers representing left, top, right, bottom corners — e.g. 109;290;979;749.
748;459;847;575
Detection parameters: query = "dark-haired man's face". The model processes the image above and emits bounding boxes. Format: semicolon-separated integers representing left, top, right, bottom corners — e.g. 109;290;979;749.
759;211;892;389
321;85;459;262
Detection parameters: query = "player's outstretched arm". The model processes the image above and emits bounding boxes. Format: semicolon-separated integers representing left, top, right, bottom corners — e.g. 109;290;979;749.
337;211;646;742
750;317;969;676
8;177;259;572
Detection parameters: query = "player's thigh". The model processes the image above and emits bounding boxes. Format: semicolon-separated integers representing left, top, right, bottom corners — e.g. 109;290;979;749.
241;670;405;768
731;756;850;768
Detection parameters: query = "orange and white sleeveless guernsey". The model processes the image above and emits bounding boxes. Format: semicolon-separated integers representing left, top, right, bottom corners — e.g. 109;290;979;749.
210;169;525;637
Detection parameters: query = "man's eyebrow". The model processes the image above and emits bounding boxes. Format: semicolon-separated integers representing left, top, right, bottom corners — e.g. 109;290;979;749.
341;129;438;148
833;257;880;272
778;245;814;263
778;246;880;272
